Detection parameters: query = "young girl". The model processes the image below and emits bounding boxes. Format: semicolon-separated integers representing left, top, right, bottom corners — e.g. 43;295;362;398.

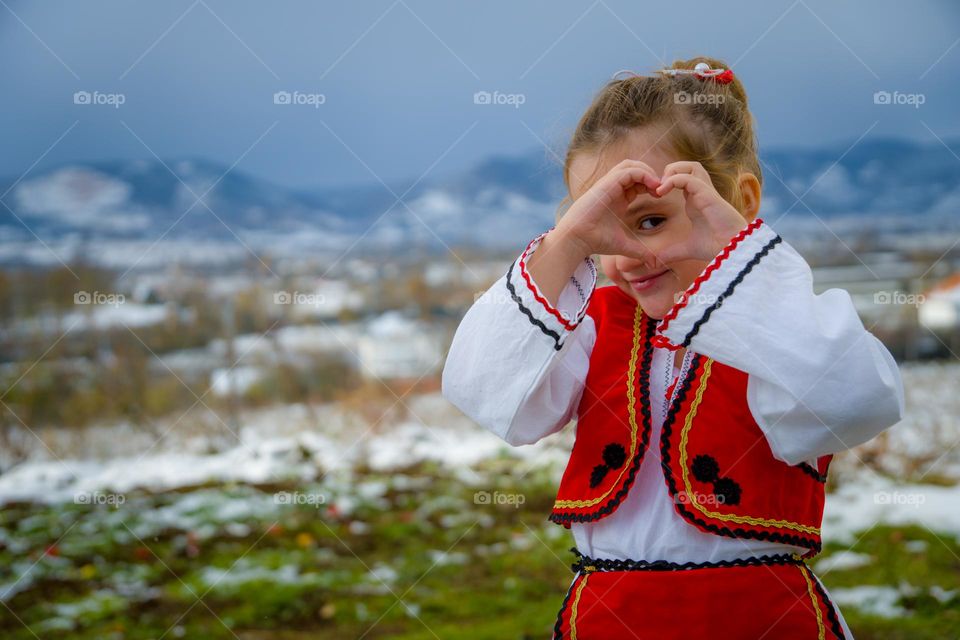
441;57;905;639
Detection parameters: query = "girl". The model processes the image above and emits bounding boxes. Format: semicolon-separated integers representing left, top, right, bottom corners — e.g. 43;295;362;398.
441;57;905;639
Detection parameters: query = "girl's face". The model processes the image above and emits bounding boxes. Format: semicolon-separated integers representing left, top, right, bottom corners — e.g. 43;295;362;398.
567;127;711;320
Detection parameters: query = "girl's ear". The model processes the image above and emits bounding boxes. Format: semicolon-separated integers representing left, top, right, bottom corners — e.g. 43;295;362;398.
737;172;762;221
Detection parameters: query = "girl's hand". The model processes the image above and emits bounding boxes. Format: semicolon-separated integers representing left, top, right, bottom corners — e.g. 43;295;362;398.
557;159;664;259
653;161;750;264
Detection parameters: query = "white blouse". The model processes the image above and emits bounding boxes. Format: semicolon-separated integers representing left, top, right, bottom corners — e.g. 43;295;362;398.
441;219;904;636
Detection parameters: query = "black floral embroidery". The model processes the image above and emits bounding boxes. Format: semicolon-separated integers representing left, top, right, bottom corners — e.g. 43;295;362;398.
689;454;741;506
588;443;627;488
589;464;609;488
603;443;627;468
713;477;742;506
691;454;720;483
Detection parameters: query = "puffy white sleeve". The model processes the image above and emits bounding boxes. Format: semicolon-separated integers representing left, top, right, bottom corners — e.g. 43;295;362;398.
441;229;599;446
650;218;906;466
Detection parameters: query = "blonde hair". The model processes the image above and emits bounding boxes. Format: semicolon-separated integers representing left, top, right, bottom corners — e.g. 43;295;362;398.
557;56;761;222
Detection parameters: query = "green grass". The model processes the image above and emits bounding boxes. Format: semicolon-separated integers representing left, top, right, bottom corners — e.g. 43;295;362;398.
0;462;957;639
816;525;960;639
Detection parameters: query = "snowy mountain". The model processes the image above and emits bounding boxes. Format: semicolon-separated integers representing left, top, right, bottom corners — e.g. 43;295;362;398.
0;137;957;268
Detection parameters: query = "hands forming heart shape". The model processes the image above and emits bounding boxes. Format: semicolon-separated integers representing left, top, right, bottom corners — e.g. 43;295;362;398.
558;159;750;265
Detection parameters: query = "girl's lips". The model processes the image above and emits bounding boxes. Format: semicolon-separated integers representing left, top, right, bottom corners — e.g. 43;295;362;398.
628;269;669;291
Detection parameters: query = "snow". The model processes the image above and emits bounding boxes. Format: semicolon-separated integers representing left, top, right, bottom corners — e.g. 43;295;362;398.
0;435;327;505
830;585;907;618
0;392;571;505
829;580;957;619
201;563;314;588
851;361;960;479
15;167;149;232
823;470;960;545
814;551;873;573
1;372;958;571
209;366;264;397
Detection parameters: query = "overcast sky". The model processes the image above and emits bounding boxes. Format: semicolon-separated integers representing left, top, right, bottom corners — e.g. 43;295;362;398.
2;0;958;190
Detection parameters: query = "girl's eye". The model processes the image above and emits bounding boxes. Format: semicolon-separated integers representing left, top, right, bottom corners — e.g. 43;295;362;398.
638;215;666;230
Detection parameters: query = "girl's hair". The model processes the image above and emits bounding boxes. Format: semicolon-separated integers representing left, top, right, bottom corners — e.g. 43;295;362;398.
557;55;761;222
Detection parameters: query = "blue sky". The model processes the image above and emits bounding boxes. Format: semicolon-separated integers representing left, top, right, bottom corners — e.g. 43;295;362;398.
2;0;958;190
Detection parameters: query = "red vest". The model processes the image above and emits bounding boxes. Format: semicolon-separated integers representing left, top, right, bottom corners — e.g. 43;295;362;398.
549;285;831;557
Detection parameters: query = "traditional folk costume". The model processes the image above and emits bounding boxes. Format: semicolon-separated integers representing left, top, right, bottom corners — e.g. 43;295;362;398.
442;217;906;639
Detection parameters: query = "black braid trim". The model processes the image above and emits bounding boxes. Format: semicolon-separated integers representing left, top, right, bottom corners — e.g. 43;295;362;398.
797;461;828;483
548;314;656;525
568;546;804;574
809;569;848;639
659;353;821;555
505;259;563;351
551;569;581;640
678;235;783;348
571;277;587;306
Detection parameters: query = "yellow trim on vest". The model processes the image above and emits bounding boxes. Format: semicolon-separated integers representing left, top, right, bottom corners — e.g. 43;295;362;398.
799;563;826;640
554;304;645;509
569;571;590;640
679;358;822;535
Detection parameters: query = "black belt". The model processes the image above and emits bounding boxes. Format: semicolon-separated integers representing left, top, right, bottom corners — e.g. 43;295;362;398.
569;547;806;574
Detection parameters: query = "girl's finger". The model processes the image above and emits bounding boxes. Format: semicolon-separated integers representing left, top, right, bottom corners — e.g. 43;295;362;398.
616;234;658;261
617;166;662;196
654;172;707;198
660;161;697;181
653;241;693;266
617;158;660;176
661;160;710;182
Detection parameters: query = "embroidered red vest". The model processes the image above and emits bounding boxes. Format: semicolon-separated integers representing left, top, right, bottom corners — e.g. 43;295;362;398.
549;285;832;557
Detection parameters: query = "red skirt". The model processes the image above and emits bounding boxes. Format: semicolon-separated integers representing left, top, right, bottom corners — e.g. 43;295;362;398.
552;550;846;639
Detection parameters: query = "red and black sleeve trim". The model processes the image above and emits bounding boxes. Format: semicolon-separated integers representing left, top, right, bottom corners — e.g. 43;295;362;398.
505;257;564;351
517;228;596;329
658;217;764;334
659;353;822;556
652;234;783;351
506;229;597;351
